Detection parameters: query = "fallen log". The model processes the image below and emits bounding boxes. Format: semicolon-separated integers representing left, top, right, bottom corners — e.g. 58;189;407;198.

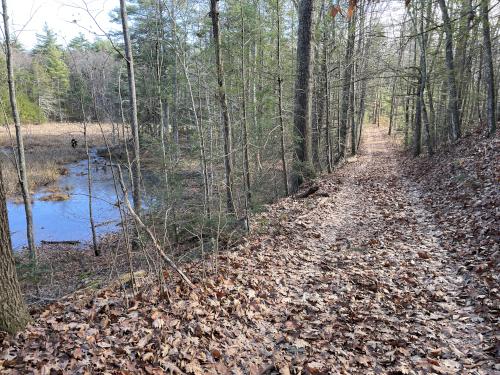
296;185;319;199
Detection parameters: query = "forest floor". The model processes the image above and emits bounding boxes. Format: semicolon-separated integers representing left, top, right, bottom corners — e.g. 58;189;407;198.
1;125;498;374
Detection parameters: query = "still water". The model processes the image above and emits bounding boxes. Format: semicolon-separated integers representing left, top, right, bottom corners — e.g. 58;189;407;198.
7;150;124;250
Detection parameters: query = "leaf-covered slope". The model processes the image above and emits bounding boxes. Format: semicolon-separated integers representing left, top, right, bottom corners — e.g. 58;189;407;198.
404;129;499;357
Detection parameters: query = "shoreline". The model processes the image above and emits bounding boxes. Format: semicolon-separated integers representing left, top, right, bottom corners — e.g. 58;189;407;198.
0;122;116;196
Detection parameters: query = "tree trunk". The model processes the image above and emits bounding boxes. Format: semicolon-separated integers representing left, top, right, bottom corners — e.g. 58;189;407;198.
2;0;36;263
240;0;251;207
120;0;142;216
404;85;411;148
480;0;496;136
196;66;211;219
0;162;30;334
155;0;166;138
437;0;461;140
313;77;322;170
338;13;356;161
83;122;99;256
171;1;180;156
422;99;433;155
414;74;423;156
210;0;234;213
355;1;370;151
456;0;473;116
180;59;211;218
414;0;433;156
323;34;333;173
350;68;356;155
388;21;406;136
276;0;289;195
292;0;317;192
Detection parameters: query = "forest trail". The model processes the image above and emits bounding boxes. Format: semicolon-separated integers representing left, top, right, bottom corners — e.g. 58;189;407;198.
2;125;496;374
217;124;495;373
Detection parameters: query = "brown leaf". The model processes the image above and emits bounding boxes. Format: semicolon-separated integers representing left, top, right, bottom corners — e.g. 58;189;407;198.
329;5;341;19
304;362;325;374
137;334;152;348
72;347;84;359
418;251;431;259
347;0;357;19
211;348;221;360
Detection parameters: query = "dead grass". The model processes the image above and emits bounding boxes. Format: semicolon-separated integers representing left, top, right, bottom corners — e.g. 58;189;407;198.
39;192;71;202
0;122;115;196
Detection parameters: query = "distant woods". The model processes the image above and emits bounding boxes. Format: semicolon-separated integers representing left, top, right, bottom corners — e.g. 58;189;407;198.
0;0;498;241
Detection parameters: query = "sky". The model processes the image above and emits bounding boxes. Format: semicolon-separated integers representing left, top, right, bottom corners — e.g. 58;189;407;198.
6;0;119;50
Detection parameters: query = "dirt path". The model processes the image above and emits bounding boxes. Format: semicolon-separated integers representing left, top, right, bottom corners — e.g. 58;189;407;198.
214;124;495;374
2;125;496;374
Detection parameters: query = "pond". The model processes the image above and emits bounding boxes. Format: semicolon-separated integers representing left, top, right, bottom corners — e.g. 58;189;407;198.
7;150;126;250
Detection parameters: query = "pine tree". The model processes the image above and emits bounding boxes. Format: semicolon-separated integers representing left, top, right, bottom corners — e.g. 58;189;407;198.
32;24;70;121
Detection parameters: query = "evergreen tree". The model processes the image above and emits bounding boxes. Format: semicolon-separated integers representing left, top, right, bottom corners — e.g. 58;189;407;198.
32;24;70;121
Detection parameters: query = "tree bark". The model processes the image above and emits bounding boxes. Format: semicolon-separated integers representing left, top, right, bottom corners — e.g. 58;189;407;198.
0;162;30;334
480;0;496;136
2;0;36;263
120;0;142;216
276;0;289;195
292;0;316;192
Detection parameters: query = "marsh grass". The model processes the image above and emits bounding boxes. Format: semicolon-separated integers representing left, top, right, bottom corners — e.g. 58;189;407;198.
0;122;114;196
39;192;71;201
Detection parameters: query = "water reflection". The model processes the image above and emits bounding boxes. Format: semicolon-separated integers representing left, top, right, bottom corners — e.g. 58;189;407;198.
7;150;126;250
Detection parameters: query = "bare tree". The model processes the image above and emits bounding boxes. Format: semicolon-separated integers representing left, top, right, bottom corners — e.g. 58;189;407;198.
2;0;36;263
120;0;142;216
276;0;289;194
210;0;235;213
83;122;99;256
338;12;356;161
437;0;461;141
240;0;251;208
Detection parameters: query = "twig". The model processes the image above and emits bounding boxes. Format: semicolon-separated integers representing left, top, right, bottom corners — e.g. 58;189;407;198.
116;166;194;289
